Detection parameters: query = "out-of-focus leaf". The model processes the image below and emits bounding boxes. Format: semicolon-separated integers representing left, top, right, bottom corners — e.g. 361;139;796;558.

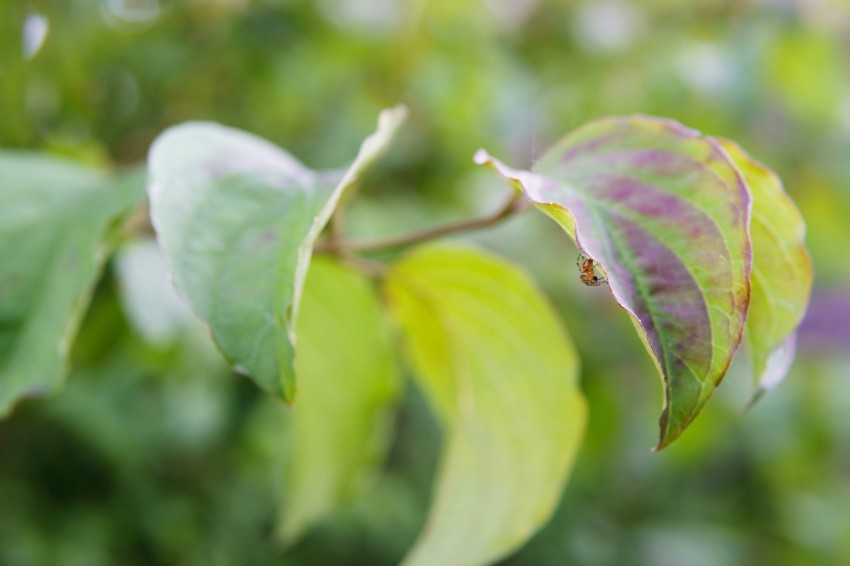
281;258;400;542
113;238;196;346
147;106;406;402
0;154;144;416
476;115;752;449
385;245;586;566
719;140;812;403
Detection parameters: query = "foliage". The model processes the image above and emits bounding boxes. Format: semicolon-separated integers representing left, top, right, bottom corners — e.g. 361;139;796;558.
284;257;400;542
0;156;143;416
146;108;405;400
0;103;811;563
386;246;585;565
1;1;848;565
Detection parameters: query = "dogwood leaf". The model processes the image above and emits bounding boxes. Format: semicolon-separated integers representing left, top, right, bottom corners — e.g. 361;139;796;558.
476;116;752;449
148;106;405;401
386;245;586;566
719;140;812;404
281;258;400;541
0;154;144;416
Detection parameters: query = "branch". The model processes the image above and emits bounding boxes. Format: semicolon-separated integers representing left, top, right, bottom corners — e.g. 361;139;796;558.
315;192;526;254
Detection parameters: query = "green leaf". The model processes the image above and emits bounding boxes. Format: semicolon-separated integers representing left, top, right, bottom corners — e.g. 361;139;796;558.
385;245;586;566
0;154;145;416
476;115;752;449
281;258;401;542
719;140;812;403
147;106;406;402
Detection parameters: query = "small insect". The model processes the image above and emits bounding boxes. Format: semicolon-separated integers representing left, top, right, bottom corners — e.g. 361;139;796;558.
577;253;607;286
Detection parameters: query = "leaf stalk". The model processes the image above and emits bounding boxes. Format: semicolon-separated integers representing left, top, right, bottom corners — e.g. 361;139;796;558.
315;192;526;255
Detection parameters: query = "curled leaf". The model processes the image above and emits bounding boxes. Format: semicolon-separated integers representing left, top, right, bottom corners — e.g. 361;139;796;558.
719;139;812;404
148;106;406;401
476;116;752;449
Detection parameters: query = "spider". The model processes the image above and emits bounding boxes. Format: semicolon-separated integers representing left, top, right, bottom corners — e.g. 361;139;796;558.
577;253;607;286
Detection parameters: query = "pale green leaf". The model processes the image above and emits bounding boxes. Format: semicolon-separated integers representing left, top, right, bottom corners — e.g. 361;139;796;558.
281;258;401;542
113;238;197;346
147;106;406;402
719;140;812;402
385;245;587;566
0;154;145;416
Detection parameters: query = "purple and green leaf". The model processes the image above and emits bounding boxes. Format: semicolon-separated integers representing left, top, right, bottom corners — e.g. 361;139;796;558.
476;116;755;449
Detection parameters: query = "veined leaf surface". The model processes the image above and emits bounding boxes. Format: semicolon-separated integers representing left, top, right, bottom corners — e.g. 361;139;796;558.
476;116;752;449
720;140;812;403
385;245;586;566
148;106;405;402
281;258;400;542
0;154;144;416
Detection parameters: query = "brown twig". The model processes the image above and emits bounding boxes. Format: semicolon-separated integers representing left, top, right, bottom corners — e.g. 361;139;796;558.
315;192;526;254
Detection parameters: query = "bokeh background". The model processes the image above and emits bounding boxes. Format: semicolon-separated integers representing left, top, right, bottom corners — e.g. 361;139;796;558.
1;0;849;564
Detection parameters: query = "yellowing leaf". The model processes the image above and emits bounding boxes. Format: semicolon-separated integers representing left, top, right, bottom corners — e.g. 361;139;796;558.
385;245;586;566
281;258;400;542
719;140;812;402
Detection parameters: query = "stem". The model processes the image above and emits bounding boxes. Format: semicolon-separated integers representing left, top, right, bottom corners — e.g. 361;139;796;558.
339;255;387;278
316;192;526;254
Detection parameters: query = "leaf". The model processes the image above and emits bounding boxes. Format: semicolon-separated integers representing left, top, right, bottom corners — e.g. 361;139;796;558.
147;106;406;402
0;154;145;416
113;238;197;346
385;245;586;566
281;258;400;542
475;115;752;449
718;140;812;403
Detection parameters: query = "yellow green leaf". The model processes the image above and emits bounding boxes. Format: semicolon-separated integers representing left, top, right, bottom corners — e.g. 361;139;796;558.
281;258;400;542
385;245;586;566
720;139;812;403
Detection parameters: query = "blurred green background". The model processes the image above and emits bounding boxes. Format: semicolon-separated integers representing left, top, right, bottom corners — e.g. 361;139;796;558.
1;0;849;564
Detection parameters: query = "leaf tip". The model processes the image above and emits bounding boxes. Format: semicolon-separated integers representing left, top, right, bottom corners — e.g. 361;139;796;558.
473;148;492;165
741;387;767;414
654;406;689;451
379;104;408;125
281;372;297;406
654;431;673;452
654;431;682;452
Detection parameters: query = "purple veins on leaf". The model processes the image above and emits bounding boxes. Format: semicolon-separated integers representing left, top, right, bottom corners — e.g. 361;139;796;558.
475;114;804;450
